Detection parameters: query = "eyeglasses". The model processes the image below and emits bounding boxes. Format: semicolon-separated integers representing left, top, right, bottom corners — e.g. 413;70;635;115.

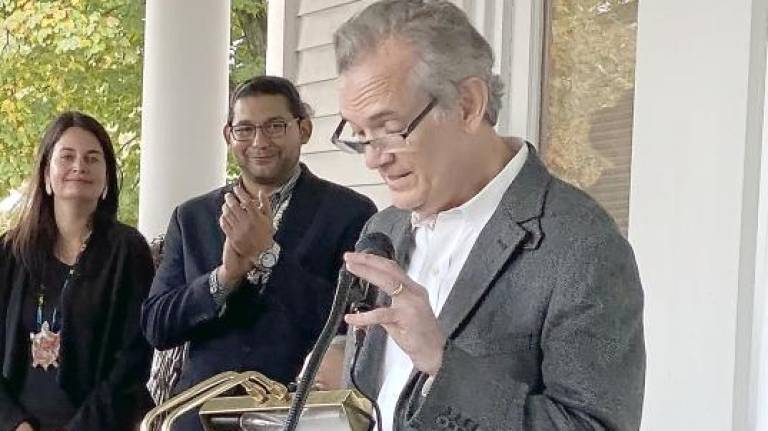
229;118;299;141
331;98;437;154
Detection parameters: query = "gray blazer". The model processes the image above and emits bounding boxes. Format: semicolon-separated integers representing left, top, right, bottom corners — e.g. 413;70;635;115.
344;145;645;430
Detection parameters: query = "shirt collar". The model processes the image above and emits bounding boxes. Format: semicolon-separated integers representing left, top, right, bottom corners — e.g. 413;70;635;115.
411;212;438;230
270;163;302;207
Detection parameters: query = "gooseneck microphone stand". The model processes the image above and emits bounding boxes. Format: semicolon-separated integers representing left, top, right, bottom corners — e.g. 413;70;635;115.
282;233;393;431
282;267;354;431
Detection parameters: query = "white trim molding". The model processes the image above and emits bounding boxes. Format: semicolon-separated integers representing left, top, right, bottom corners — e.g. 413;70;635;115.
462;0;543;144
744;1;768;429
630;0;768;429
508;0;544;145
266;0;286;76
266;0;300;79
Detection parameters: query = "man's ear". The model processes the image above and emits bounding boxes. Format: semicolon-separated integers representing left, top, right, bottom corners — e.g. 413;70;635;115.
457;76;489;133
298;118;313;145
223;125;232;147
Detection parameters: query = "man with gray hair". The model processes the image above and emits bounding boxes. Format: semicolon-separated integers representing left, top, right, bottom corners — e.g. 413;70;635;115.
332;1;645;430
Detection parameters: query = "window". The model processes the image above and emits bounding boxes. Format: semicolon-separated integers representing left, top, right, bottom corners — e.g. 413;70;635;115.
539;0;639;235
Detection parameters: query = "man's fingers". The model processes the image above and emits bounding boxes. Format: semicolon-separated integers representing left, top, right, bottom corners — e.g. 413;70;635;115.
258;190;272;215
224;192;241;209
233;185;260;214
344;307;395;327
344;252;408;296
345;252;430;301
345;252;402;276
221;206;241;229
232;184;252;202
219;214;234;235
223;193;245;220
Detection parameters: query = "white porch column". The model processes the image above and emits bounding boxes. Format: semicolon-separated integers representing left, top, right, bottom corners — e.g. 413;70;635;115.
630;0;768;430
138;0;230;239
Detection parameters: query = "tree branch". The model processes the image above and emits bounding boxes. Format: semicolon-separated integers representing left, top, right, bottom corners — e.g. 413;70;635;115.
116;134;138;157
1;29;10;55
236;9;266;62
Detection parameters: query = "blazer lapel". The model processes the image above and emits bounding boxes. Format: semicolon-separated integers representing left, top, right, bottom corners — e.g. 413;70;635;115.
437;218;527;337
391;214;415;268
437;144;551;338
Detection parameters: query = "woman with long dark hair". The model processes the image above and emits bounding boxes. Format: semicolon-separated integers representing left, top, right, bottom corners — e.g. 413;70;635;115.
0;112;154;431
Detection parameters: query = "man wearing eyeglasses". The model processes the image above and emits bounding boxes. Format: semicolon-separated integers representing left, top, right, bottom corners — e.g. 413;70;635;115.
333;1;645;431
141;76;377;431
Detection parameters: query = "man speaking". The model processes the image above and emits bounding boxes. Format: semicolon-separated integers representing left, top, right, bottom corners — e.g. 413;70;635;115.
331;1;645;430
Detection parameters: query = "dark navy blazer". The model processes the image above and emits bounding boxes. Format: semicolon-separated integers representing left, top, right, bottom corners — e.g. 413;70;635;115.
141;165;376;428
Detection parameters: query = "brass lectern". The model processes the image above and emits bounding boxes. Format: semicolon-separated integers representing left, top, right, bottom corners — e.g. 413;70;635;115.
140;370;373;431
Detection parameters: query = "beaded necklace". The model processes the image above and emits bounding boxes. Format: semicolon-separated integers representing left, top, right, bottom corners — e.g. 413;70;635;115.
30;230;91;371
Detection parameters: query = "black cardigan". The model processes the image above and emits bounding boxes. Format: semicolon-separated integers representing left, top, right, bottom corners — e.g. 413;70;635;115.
0;221;155;431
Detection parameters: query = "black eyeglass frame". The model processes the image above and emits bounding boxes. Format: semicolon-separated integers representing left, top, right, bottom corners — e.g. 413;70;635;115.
229;117;301;141
331;98;438;154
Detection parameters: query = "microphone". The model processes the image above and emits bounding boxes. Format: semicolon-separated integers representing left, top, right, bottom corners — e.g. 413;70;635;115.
282;232;394;431
348;232;395;315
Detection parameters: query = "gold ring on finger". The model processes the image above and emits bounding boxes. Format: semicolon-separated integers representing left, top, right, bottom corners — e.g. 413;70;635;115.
391;282;405;297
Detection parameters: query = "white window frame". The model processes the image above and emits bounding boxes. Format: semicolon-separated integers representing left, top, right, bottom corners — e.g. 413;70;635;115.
747;37;768;431
462;0;544;146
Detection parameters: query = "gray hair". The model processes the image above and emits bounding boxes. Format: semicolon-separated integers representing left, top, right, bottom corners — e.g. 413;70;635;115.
333;0;504;125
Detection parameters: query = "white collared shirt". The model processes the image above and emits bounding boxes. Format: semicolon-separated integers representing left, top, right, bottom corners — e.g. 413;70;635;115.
376;142;529;430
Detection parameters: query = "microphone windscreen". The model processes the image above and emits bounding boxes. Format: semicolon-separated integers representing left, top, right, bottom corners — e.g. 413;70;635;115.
354;232;394;259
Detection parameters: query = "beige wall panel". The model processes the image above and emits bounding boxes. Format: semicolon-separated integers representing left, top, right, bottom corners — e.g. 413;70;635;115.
304;114;342;154
299;0;361;15
350;184;391;210
296;44;339;85
301;151;381;186
297;3;365;50
298;80;340;117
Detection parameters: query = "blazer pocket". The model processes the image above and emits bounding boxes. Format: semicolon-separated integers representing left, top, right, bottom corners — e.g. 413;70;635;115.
458;332;540;357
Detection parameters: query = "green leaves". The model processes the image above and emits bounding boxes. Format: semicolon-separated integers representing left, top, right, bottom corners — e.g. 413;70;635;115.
0;0;266;228
1;0;144;225
228;0;266;178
